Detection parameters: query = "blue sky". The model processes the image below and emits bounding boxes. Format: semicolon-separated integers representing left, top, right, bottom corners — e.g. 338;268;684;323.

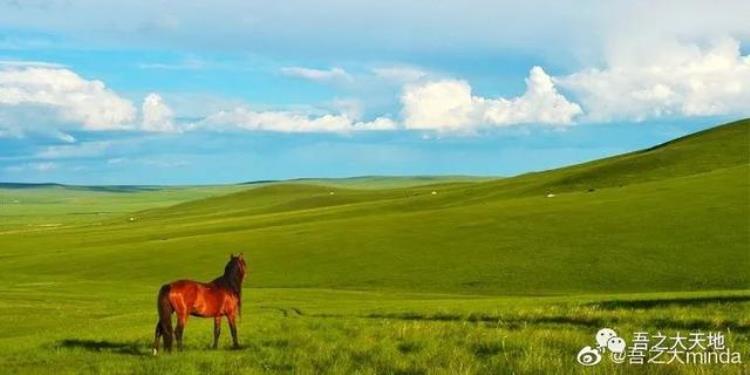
0;1;748;185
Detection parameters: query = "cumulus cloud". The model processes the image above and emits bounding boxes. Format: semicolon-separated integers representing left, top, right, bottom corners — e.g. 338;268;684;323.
401;80;475;131
0;64;185;137
401;66;582;131
280;66;352;83
198;107;396;133
558;37;750;121
0;66;136;132
141;93;178;132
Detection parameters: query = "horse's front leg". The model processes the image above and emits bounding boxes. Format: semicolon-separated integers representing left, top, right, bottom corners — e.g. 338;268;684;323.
213;316;221;349
227;312;239;349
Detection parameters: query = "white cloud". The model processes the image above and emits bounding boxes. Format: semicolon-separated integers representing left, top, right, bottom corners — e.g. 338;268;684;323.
355;117;399;131
0;64;187;137
0;66;136;131
401;80;475;131
372;66;428;83
55;132;77;143
141;93;178;132
280;66;352;83
558;37;750;121
482;67;583;125
401;66;582;131
198;107;396;133
329;98;364;120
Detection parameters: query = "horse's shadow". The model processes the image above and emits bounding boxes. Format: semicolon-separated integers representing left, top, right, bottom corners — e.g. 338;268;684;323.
56;339;144;356
56;338;247;355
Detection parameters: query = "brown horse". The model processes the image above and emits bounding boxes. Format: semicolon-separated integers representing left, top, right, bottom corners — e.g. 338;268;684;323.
152;254;247;354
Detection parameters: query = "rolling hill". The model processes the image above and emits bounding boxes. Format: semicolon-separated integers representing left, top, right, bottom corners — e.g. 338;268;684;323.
0;119;748;374
1;119;747;295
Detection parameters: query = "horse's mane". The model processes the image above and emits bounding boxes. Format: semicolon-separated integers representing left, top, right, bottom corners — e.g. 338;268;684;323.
213;258;243;313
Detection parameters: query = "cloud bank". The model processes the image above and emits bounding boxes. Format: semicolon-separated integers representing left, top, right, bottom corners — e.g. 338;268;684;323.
2;35;749;139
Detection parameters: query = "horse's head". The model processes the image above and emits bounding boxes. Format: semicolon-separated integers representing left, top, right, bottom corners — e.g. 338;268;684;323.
227;253;247;283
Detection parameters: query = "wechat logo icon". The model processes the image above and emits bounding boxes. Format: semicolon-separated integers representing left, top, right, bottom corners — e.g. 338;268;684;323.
577;328;627;366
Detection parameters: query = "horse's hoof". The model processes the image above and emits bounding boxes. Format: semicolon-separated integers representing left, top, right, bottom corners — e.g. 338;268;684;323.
152;348;158;356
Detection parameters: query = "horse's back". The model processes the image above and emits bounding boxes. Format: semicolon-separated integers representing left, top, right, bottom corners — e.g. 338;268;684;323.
166;279;206;303
165;279;228;317
169;279;212;291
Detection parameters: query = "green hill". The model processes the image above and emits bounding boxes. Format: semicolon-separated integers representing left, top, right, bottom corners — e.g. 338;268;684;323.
0;119;748;374
509;118;750;193
1;119;747;295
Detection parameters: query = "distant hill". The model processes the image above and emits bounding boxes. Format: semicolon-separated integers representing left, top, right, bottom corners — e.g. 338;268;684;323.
0;182;65;189
0;182;164;193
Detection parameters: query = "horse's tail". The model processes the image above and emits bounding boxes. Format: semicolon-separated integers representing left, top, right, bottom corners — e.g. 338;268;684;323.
153;284;174;353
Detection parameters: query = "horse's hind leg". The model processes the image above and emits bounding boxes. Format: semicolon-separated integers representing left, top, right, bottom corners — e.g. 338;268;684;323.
157;284;175;352
152;322;162;355
161;317;174;352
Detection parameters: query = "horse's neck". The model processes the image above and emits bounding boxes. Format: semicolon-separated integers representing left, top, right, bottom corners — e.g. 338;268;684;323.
212;274;229;285
213;273;240;295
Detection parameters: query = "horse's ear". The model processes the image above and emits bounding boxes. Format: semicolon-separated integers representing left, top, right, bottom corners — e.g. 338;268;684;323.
239;252;244;259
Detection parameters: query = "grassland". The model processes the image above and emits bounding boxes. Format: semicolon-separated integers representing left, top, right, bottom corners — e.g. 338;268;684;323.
0;119;748;374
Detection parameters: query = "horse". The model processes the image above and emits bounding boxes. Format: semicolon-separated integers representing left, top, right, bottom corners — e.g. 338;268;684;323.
152;254;247;354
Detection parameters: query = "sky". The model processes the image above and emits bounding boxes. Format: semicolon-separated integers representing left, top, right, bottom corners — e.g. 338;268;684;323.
0;0;748;185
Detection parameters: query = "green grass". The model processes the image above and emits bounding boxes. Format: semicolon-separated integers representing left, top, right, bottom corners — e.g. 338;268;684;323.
0;119;748;374
0;285;747;374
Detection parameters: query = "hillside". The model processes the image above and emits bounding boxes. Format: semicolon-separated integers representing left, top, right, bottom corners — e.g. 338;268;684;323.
510;118;750;193
0;119;747;295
